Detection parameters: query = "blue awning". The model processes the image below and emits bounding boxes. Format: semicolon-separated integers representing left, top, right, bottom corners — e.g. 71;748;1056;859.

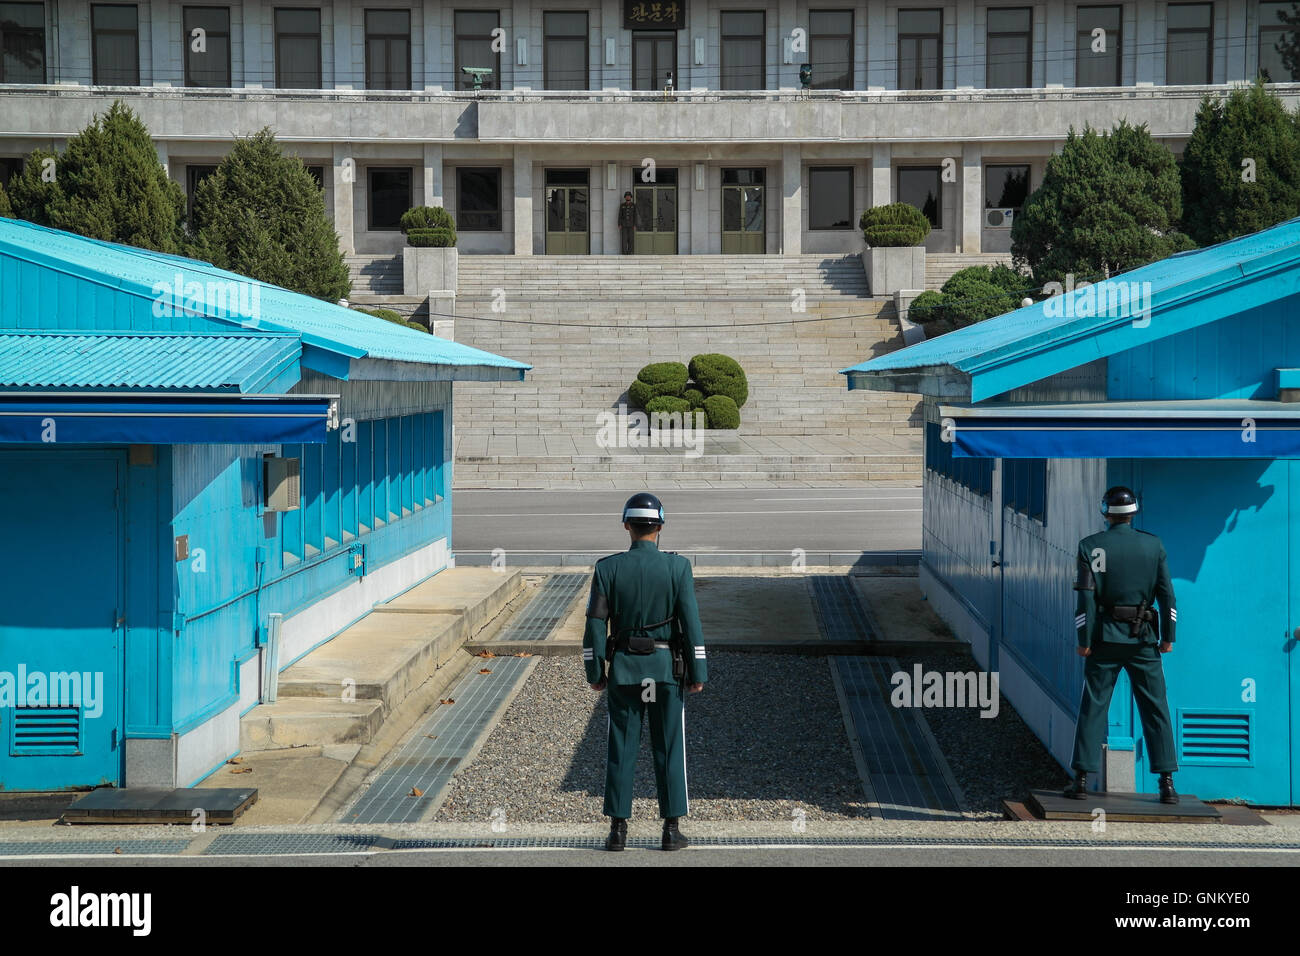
939;400;1300;459
0;393;334;445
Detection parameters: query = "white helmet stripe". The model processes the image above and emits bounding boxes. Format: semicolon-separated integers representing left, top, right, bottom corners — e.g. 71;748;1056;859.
624;507;663;519
1106;502;1138;514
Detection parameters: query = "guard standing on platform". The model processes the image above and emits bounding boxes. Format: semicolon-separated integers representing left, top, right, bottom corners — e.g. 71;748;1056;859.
583;493;707;851
617;190;636;254
1066;486;1179;804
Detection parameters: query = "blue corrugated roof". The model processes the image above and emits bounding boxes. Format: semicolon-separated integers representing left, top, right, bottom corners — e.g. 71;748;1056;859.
0;332;300;391
841;217;1300;400
0;217;530;378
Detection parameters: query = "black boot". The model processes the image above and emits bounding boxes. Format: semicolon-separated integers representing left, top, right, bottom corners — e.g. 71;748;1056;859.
1063;771;1088;800
605;818;627;851
661;817;690;851
1159;773;1179;805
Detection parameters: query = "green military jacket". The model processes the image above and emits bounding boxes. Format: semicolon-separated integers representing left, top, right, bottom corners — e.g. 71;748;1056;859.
1073;522;1177;648
583;539;708;687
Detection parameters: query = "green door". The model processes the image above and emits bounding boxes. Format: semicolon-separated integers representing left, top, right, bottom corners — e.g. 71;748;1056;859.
722;167;765;254
634;169;678;254
545;169;589;254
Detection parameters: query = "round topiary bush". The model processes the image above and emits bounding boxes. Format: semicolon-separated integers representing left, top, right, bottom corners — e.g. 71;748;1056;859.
628;361;689;409
406;227;456;247
356;307;427;332
907;290;947;323
400;206;456;246
645;395;693;424
682;387;706;409
702;394;740;430
688;353;748;408
937;269;1019;327
859;203;932;248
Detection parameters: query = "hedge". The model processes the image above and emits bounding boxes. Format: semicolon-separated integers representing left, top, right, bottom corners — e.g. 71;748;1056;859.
682;387;706;409
400;206;456;246
645;395;694;424
702;394;740;430
628;361;689;409
859;203;931;248
357;307;427;332
907;290;947;323
406;227;456;247
688;353;748;408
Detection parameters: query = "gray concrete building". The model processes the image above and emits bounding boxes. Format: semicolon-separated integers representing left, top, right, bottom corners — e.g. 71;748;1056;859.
2;0;1298;258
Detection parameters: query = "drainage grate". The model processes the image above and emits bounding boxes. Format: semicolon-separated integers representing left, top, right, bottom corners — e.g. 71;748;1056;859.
0;839;189;856
203;832;381;856
808;575;874;642
497;573;587;641
389;834;1300;851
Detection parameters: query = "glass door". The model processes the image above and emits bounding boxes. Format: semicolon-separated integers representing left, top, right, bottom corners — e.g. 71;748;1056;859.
722;167;765;253
634;168;678;254
545;169;590;254
633;32;676;90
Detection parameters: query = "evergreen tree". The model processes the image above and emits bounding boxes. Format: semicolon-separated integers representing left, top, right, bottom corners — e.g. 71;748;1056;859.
188;128;350;301
1180;82;1300;246
1011;121;1192;285
4;149;60;226
0;179;11;218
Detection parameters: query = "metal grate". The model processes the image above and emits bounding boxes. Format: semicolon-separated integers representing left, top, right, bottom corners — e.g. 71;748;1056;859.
807;575;874;641
10;706;81;755
1179;711;1252;764
497;573;587;641
203;832;382;856
0;839;189;857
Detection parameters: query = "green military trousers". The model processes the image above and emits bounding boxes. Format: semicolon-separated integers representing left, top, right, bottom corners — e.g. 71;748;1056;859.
604;681;688;819
1070;641;1178;774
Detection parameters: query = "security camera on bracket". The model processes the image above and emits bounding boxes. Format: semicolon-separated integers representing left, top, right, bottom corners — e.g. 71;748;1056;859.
461;66;494;91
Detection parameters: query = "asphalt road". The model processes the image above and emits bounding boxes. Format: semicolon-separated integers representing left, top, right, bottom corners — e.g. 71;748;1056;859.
450;487;922;557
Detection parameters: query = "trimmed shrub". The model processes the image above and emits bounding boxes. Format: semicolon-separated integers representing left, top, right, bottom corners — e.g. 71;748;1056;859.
682;387;706;409
859;203;931;248
357;307;427;332
986;263;1031;297
628;361;689;409
645;395;693;423
400;206;456;246
406;227;456;247
907;290;947;323
702;394;740;430
937;270;1018;327
688;353;748;408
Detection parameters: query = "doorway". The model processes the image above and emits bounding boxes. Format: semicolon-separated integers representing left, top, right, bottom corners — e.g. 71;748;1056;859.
722;167;765;253
634;168;678;254
633;32;676;90
545;169;589;254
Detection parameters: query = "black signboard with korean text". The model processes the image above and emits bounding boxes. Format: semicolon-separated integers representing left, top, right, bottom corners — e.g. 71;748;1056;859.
624;0;686;30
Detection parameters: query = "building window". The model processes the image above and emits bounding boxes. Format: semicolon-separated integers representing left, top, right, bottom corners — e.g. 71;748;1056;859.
544;11;588;90
986;7;1031;88
809;9;852;90
809;167;853;230
365;8;410;90
898;9;942;89
898;166;942;228
91;4;139;85
305;164;324;188
183;6;230;87
721;10;765;90
0;156;22;186
274;7;321;89
0;2;46;83
985;164;1030;211
1259;1;1298;81
632;30;676;90
1165;2;1212;84
1076;5;1121;86
457;167;501;231
368;167;412;230
1004;458;1047;522
924;420;993;498
455;9;500;90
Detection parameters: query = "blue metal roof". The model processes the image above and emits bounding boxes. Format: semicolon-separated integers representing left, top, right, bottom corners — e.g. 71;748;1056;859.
0;217;530;380
841;217;1300;401
0;332;301;391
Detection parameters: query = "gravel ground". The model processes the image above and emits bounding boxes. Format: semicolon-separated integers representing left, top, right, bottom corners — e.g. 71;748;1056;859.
434;651;871;824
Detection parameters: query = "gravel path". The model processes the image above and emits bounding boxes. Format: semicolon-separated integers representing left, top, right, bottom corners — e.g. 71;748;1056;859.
435;651;871;824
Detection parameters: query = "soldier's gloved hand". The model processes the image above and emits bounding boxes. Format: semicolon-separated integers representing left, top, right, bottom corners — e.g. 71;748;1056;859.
687;682;703;694
1076;646;1091;657
589;681;607;691
1159;642;1172;654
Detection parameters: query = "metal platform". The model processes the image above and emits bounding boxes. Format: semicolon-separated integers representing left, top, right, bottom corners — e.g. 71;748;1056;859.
1026;788;1223;823
61;787;257;825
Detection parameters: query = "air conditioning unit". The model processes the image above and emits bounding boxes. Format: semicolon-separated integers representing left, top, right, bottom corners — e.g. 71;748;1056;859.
264;455;301;512
985;208;1015;229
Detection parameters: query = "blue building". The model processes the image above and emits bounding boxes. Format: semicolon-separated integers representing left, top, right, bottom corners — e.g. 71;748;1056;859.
0;218;528;792
843;219;1300;806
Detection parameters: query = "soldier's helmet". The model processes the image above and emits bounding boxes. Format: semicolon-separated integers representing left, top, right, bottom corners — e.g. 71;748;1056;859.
1100;486;1139;516
622;492;665;526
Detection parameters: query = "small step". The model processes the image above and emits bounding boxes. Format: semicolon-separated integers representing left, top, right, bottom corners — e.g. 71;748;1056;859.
1025;788;1222;823
240;697;386;751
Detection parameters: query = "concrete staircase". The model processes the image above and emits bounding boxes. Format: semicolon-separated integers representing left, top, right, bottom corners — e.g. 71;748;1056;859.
925;253;1012;290
346;254;403;298
451;254;922;487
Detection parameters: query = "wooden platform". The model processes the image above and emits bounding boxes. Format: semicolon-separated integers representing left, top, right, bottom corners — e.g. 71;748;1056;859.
62;787;257;825
1025;788;1221;823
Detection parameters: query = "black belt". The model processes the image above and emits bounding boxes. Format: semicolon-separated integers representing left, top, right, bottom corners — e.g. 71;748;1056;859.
1099;604;1156;622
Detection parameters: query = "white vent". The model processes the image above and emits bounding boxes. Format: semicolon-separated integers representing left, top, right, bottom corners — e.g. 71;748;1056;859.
984;208;1015;228
264;456;301;512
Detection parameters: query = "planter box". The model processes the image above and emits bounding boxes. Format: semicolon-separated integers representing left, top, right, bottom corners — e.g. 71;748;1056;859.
862;246;926;297
403;246;458;298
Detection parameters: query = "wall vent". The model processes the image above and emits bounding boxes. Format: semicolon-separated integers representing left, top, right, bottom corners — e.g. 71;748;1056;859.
1178;710;1251;765
10;706;82;756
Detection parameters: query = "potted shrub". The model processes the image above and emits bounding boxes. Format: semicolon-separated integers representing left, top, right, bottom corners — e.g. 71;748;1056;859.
860;203;931;296
400;206;458;298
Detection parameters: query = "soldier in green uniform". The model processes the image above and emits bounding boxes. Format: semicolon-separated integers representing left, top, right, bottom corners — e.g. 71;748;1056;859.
584;492;707;851
1066;486;1179;805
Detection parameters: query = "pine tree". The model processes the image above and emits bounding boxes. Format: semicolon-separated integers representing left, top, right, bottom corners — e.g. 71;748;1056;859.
188;128;351;301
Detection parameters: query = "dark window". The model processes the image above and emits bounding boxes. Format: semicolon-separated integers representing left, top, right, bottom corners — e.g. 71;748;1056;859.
898;9;942;89
1166;3;1212;84
91;4;139;85
898;166;941;228
1076;5;1121;86
183;6;230;87
986;7;1031;88
368;167;412;230
809;9;852;90
544;10;587;90
275;7;321;89
365;8;410;90
1004;458;1047;522
455;9;500;90
457;166;501;231
924;420;993;498
0;2;46;83
985;164;1030;209
721;10;765;90
0;156;24;187
809;166;853;230
305;164;324;188
1259;1;1297;81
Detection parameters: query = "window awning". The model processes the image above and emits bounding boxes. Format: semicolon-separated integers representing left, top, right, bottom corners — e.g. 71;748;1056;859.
939;400;1300;459
0;393;335;445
